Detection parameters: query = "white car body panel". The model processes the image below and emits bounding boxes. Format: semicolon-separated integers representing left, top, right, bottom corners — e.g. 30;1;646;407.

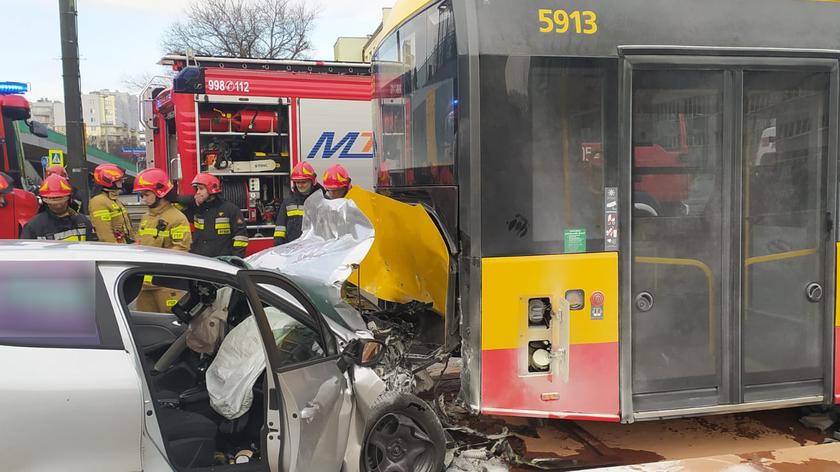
342;366;387;472
99;264;176;472
0;241;395;472
141;430;175;472
0;345;143;471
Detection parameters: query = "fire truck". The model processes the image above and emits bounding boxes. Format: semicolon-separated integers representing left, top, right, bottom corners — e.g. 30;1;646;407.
0;82;46;238
141;54;373;255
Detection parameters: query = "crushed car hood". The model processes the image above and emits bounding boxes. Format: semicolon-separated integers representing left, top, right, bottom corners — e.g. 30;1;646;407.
248;187;450;329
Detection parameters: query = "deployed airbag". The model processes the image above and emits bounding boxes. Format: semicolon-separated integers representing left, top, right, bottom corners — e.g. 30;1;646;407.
205;316;263;420
206;308;298;420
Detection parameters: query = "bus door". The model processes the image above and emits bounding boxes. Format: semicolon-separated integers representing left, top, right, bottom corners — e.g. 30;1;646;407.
627;59;837;416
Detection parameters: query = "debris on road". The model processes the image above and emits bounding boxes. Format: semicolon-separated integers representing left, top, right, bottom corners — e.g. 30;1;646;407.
424;358;836;471
799;411;836;432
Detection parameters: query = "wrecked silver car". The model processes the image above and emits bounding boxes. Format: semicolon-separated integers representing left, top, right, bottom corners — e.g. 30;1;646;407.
0;191;445;472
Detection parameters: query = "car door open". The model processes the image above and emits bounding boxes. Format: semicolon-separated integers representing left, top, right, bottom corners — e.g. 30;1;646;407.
236;269;353;472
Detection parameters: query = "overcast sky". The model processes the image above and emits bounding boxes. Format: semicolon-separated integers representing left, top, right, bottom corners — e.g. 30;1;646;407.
1;0;391;101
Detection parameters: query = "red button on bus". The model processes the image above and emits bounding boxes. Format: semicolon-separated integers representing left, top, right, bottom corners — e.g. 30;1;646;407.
590;291;605;307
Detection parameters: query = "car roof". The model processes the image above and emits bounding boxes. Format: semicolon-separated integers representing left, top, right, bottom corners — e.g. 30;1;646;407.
2;240;367;333
0;241;238;274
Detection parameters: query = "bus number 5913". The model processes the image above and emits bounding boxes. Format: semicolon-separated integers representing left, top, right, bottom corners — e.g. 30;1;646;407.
538;9;598;35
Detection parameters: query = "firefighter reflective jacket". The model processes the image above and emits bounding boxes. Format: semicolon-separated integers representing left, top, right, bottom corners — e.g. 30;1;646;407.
88;190;134;243
187;196;248;258
20;209;97;241
136;201;192;251
273;184;323;245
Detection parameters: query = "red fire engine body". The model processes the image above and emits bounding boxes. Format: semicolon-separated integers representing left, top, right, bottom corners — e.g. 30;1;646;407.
144;55;373;255
0;93;40;239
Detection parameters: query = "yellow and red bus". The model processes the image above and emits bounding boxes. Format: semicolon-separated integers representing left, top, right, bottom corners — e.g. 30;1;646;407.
369;0;840;423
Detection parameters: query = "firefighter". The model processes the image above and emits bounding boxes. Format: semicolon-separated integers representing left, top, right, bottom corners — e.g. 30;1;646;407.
88;164;134;243
20;174;96;241
322;164;352;200
133;168;191;313
133;168;191;251
273;161;324;246
44;164;83;212
187;172;249;257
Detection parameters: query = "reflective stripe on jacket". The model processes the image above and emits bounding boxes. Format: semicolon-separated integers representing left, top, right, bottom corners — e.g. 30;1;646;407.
89;191;134;243
20;209;97;242
137;201;191;251
188;196;248;258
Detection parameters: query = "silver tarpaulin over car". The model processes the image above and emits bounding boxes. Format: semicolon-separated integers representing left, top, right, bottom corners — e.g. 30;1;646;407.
207;193;375;419
247;191;374;331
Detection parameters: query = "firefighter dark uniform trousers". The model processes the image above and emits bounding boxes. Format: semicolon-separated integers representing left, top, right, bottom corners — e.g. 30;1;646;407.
135;201;192;312
274;184;322;245
190;196;248;257
20;209;97;241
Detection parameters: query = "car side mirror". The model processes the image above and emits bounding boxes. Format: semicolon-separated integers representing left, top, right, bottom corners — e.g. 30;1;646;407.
340;338;386;370
28;120;49;138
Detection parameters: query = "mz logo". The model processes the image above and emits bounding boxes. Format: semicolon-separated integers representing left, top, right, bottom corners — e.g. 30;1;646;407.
307;131;373;159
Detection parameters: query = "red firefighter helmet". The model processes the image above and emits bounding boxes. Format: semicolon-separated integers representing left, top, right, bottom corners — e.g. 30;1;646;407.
39;174;73;198
290;161;318;184
133;168;174;198
45;165;67;178
0;172;12;194
322;164;351;190
192;173;221;194
93;164;125;188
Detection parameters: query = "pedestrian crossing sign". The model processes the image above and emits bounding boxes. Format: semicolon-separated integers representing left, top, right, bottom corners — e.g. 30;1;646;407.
48;149;64;168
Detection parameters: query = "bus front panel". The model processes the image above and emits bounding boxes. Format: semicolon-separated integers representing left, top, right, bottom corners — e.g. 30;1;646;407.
481;253;619;420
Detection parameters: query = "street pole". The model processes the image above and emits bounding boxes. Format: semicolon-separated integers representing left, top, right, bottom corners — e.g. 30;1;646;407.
58;0;89;209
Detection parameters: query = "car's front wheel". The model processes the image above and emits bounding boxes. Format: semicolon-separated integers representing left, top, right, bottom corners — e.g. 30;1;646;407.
361;392;445;472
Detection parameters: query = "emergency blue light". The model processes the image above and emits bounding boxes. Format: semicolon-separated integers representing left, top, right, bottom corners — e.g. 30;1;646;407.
0;82;29;95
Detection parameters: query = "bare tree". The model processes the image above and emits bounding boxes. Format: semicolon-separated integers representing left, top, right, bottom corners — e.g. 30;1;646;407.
121;70;176;95
162;0;318;59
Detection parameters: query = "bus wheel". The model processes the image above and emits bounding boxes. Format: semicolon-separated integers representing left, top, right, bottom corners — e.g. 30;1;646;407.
361;392;445;472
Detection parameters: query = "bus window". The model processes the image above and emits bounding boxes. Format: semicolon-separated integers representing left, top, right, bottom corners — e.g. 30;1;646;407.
633;71;722;218
745;71;828;221
480;56;615;257
373;1;457;188
742;71;829;386
631;70;725;398
373;33;405;187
